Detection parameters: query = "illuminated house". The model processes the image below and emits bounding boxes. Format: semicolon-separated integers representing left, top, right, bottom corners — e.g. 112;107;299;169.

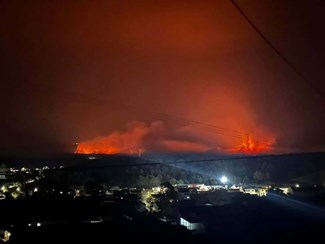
179;213;204;233
278;186;293;195
243;187;267;197
0;165;9;180
0;173;7;180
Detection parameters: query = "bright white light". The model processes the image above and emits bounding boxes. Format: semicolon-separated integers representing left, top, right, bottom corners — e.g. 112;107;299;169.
295;184;300;188
28;223;31;227
34;187;38;192
60;191;63;194
36;223;41;227
220;176;228;184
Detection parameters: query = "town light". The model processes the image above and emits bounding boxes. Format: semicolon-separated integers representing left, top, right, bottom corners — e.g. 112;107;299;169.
295;184;300;188
220;176;228;184
36;223;41;227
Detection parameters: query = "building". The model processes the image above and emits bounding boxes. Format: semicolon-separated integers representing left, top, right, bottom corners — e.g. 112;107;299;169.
243;187;267;197
0;164;9;180
278;186;294;195
179;213;204;233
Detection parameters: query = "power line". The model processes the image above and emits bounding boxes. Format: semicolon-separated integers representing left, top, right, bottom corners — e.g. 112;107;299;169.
27;80;273;144
54;153;287;171
231;0;325;100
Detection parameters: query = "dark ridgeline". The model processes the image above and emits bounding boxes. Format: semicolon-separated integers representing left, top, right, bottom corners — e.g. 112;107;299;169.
43;152;325;187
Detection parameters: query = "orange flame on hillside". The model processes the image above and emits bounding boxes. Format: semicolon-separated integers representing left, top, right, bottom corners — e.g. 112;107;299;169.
75;121;149;155
231;135;275;154
76;144;138;155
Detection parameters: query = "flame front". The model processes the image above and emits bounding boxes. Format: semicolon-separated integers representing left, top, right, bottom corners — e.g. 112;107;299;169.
231;135;275;154
76;144;125;155
76;144;145;155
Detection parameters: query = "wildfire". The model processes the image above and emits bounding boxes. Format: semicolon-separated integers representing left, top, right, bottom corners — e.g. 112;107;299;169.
75;121;153;155
231;135;274;154
76;144;123;155
75;138;145;155
75;121;275;155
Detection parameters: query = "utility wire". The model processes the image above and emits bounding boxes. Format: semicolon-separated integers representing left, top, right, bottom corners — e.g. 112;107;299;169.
27;80;272;144
54;153;287;171
230;0;325;100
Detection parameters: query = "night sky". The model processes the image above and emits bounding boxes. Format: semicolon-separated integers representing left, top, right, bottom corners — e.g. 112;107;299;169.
0;0;324;155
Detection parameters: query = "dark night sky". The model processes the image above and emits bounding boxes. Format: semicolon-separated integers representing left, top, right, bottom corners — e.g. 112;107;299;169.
0;0;324;155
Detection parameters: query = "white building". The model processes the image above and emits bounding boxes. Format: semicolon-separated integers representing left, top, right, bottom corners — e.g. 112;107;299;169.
180;216;204;233
243;187;267;197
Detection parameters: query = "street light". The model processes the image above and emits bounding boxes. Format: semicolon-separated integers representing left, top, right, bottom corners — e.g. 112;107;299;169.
220;176;228;184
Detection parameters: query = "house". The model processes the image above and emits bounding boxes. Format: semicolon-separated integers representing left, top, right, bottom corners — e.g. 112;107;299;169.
179;213;204;233
0;165;9;180
278;186;294;195
243;187;267;197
